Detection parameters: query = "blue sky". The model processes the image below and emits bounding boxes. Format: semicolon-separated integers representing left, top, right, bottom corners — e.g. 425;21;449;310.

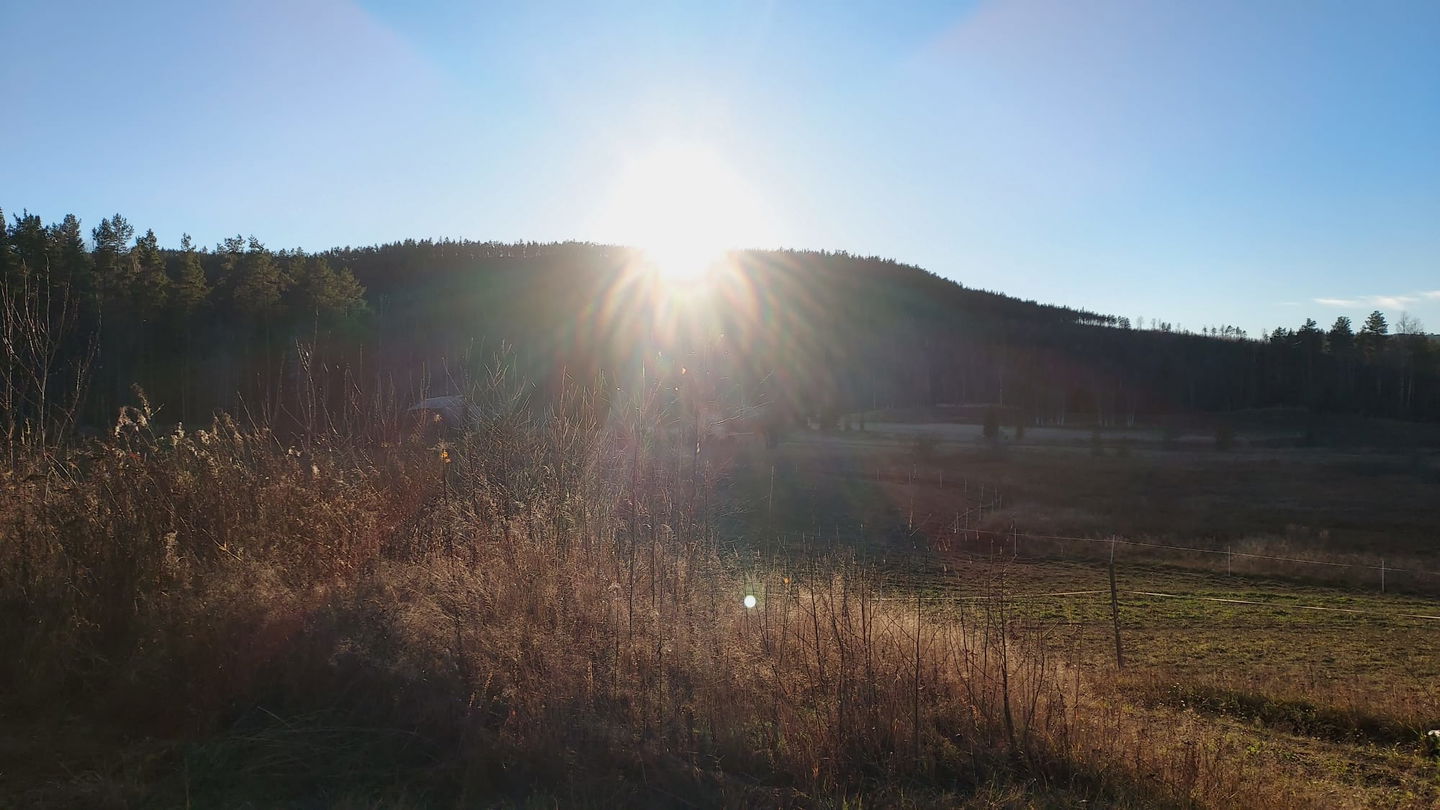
3;0;1438;335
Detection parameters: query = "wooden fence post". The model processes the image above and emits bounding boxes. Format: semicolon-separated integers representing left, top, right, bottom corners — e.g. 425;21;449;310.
768;464;774;519
1109;536;1125;669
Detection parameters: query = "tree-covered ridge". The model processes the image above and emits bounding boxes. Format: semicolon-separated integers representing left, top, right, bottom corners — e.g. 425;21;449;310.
327;235;1436;423
2;207;1437;437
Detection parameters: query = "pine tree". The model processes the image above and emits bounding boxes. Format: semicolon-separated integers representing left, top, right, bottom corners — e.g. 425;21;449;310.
50;214;91;282
131;229;170;319
1295;318;1324;403
7;213;47;279
232;237;285;318
169;234;210;314
165;234;211;421
1358;310;1388;360
0;209;11;282
215;234;246;298
292;256;365;319
1327;316;1354;355
92;214;135;307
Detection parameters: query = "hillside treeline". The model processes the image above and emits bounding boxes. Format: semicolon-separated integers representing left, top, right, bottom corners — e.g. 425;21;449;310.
2;207;1437;438
0;210;367;439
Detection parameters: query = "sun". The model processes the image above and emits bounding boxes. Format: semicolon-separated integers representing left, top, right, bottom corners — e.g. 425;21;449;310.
595;143;770;284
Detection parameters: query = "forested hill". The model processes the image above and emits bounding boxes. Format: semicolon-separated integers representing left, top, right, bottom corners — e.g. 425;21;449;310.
333;238;1114;327
2;209;1438;437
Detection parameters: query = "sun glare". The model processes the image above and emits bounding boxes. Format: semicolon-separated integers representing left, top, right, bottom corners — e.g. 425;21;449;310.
596;143;771;284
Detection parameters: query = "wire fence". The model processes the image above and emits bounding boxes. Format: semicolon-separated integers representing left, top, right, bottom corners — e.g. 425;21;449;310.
863;586;1440;622
992;529;1440;578
924;527;1440;599
739;459;1440;687
758;523;1440;596
1125;589;1440;622
744;462;1440;635
749;521;1440;641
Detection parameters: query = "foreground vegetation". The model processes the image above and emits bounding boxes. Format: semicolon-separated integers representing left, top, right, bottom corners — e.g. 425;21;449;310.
3;381;1438;808
0;386;1113;807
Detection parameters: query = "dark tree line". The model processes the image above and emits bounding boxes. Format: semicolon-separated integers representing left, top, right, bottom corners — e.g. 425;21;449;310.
1260;312;1436;418
3;206;1437;443
1;209;367;434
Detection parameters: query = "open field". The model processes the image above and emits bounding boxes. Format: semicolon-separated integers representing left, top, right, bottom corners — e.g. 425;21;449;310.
4;403;1440;808
711;419;1440;806
725;418;1440;572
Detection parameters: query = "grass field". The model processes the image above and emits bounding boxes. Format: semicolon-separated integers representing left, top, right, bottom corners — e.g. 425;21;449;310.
727;419;1440;576
714;418;1440;806
5;402;1440;808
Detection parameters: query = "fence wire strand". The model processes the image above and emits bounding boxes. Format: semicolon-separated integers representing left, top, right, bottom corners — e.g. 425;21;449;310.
943;527;1440;577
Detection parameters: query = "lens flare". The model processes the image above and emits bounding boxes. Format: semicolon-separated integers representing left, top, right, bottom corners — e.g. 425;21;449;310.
593;142;773;285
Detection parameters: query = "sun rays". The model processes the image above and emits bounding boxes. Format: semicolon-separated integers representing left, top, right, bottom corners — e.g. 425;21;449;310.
594;142;772;287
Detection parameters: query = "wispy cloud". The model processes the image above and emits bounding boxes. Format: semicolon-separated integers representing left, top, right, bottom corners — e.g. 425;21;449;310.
1422;290;1440;301
1313;294;1421;309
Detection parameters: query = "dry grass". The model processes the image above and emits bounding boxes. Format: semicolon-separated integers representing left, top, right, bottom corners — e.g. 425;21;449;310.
2;387;1439;807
